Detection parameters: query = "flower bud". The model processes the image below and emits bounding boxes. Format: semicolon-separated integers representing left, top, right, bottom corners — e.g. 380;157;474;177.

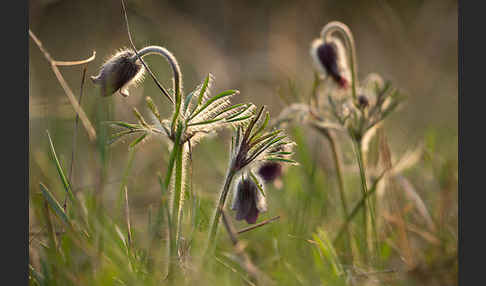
310;38;349;88
231;175;267;224
91;50;144;97
357;94;369;109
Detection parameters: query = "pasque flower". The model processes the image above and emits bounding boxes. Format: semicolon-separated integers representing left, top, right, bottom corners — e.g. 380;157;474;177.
310;38;350;89
207;106;296;246
357;94;369;109
91;49;144;97
258;162;282;183
231;175;267;224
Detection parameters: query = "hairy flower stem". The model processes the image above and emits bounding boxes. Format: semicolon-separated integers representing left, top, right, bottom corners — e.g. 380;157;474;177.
326;132;354;263
174;146;185;241
164;122;185;279
353;138;378;263
133;45;185;279
312;125;353;263
133;46;182;98
167;142;187;280
131;46;183;134
206;169;237;256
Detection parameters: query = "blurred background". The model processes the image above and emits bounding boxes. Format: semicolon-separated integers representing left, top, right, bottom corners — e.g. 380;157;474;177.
29;0;457;284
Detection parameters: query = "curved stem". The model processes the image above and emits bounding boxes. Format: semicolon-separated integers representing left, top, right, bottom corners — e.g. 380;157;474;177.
134;46;184;135
52;51;97;66
135;46;182;101
121;0;174;105
321;21;358;101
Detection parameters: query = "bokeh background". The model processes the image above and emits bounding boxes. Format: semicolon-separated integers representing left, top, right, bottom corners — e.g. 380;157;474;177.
29;0;457;285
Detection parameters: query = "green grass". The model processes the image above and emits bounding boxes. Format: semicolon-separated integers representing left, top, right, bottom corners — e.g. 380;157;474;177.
29;119;457;285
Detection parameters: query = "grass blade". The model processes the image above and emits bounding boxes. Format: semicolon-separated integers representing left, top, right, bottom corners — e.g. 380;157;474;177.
313;230;343;276
39;183;70;227
46;130;75;204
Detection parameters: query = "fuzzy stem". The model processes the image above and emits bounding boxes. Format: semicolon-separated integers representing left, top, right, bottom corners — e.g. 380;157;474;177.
321;21;358;101
312;125;353;263
173;144;185;248
359;139;380;264
134;46;182;100
353;137;378;262
167;142;186;281
206;168;237;256
133;46;183;134
330;139;348;218
164;122;184;279
326;131;354;261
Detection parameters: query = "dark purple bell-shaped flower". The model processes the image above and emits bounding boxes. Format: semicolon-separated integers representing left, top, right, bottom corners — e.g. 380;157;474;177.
310;38;349;89
231;175;267;224
258;162;282;183
357;94;369;109
91;50;144;97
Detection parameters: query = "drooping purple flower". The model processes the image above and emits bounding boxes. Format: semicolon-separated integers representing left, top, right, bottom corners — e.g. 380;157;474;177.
231;176;267;224
91;50;144;97
357;94;369;109
258;162;282;183
310;38;349;89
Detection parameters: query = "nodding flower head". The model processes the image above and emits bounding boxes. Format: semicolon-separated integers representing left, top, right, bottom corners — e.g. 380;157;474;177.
258;162;282;183
91;49;144;97
310;37;350;89
231;174;267;224
357;94;369;109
